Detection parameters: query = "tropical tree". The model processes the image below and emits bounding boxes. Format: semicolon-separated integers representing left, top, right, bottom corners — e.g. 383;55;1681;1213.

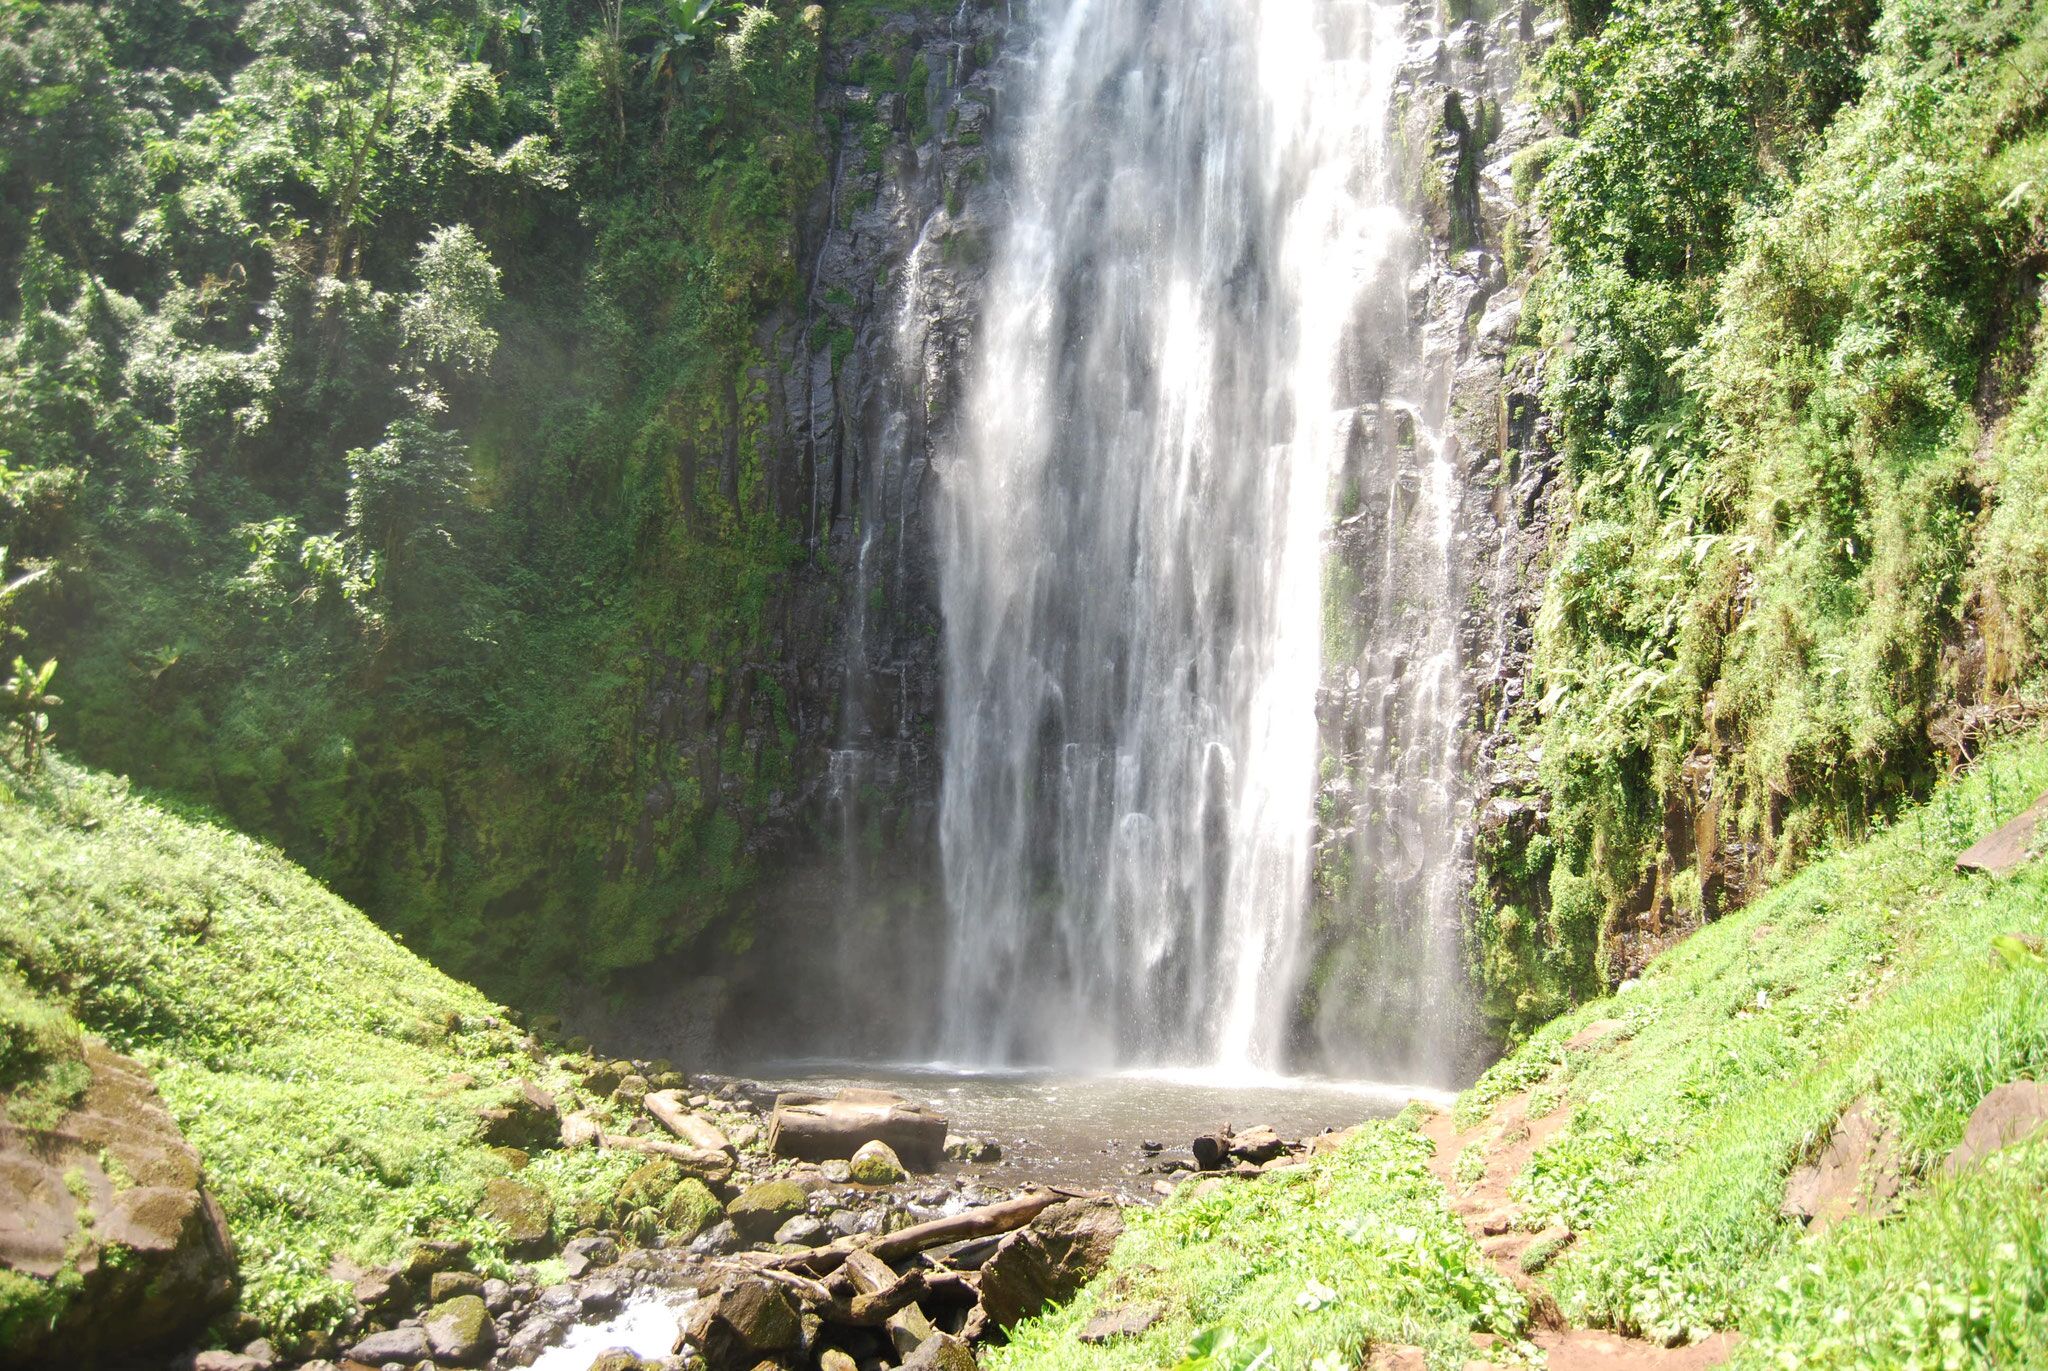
3;656;59;775
644;0;739;104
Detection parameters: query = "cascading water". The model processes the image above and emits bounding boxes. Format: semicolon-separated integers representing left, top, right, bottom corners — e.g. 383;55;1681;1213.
932;0;1415;1070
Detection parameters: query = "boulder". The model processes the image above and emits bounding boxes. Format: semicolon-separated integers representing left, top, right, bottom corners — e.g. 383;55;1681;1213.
885;1301;937;1357
1190;1132;1230;1170
401;1237;472;1281
0;1040;237;1366
820;1348;859;1371
726;1179;809;1240
850;1139;908;1185
1782;1099;1901;1229
682;1279;800;1369
430;1270;487;1303
664;1177;725;1239
768;1090;948;1171
618;1159;685;1210
477;1080;559;1151
481;1177;555;1256
978;1199;1124;1329
1227;1125;1287;1164
1943;1080;2048;1174
562;1234;620;1278
560;1111;603;1149
944;1133;1002;1163
1956;790;2048;874
901;1332;978;1371
424;1293;497;1365
774;1213;828;1246
1079;1302;1162;1343
612;1074;651;1107
345;1326;430;1364
720;1278;801;1351
187;1353;265;1371
350;1267;411;1315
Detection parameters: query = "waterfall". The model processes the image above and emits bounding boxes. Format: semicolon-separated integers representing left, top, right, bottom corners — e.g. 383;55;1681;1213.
932;0;1418;1071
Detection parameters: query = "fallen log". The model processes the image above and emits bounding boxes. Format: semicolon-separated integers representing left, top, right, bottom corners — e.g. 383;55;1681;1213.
597;1129;734;1181
768;1091;948;1171
771;1189;1089;1277
646;1090;736;1154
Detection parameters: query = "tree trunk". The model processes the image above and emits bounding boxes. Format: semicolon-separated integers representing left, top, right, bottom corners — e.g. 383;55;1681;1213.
766;1091;948;1170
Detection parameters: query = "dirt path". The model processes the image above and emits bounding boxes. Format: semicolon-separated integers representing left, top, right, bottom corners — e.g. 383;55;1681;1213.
1406;1092;1737;1371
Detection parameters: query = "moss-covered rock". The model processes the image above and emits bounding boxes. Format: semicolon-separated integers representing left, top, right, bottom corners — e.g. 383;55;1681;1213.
424;1293;496;1365
726;1180;809;1240
617;1159;683;1211
849;1139;906;1184
480;1178;554;1256
663;1178;724;1238
0;1039;236;1365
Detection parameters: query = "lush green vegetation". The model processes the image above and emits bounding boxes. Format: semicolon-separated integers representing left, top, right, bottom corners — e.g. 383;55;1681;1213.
1484;731;2048;1366
0;0;830;1005
0;757;647;1346
1474;0;2048;1032
1007;732;2048;1370
994;1119;1525;1371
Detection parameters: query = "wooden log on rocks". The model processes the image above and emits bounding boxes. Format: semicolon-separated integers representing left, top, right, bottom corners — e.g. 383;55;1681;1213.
596;1129;734;1183
768;1090;948;1170
771;1189;1082;1277
646;1090;736;1154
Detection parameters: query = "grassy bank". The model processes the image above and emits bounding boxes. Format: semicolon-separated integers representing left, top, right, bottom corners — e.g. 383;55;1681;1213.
1002;732;2048;1370
994;1120;1523;1371
0;760;639;1344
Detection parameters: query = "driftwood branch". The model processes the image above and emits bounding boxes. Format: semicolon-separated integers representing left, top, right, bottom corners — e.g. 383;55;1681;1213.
769;1188;1097;1276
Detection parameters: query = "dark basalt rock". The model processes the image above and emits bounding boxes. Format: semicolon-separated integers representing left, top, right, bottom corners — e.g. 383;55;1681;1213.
977;1198;1123;1330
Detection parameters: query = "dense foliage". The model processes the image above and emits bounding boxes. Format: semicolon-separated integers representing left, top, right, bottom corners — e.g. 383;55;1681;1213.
1473;0;2048;1030
0;0;830;1001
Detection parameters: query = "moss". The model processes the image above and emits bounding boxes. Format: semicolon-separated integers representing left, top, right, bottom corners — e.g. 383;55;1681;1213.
662;1177;723;1238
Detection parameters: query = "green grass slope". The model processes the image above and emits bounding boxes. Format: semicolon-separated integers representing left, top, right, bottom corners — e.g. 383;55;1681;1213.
0;759;638;1344
999;733;2048;1371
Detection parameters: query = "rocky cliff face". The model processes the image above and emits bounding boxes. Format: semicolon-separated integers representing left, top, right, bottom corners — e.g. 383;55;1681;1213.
616;1;1011;1061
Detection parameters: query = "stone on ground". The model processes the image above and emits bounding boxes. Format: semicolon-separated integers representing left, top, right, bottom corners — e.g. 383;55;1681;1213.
1955;790;2048;874
978;1198;1124;1329
1227;1124;1287;1164
901;1331;978;1371
1781;1099;1900;1228
1943;1080;2048;1174
944;1133;1002;1163
346;1326;430;1364
0;1041;237;1365
1079;1301;1163;1343
886;1302;937;1358
726;1179;809;1239
663;1177;724;1238
476;1079;559;1150
424;1293;497;1365
850;1138;907;1184
480;1176;554;1255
